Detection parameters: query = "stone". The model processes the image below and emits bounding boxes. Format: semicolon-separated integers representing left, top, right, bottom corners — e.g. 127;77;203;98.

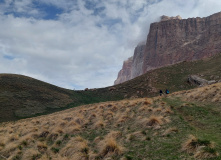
208;80;216;85
188;75;208;86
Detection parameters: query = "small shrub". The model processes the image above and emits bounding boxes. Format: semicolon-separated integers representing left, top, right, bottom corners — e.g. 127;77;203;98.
166;134;171;137
128;135;136;141
81;147;89;154
32;154;41;160
13;155;21;160
64;134;69;139
141;130;147;135
18;145;22;150
22;141;27;146
125;155;133;160
146;137;151;141
56;140;62;145
51;147;59;153
0;142;5;147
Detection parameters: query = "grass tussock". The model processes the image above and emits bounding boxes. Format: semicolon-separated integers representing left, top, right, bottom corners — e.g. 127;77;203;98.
23;148;41;160
99;137;124;158
143;115;164;127
162;127;178;136
182;135;201;153
94;119;105;129
182;135;219;159
60;136;89;159
194;146;219;159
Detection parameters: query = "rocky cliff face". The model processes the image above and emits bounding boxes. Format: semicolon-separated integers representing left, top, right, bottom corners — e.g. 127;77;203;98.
114;43;145;85
115;11;221;85
114;57;133;85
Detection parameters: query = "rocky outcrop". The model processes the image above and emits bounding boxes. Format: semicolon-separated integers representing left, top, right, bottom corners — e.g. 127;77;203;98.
188;75;208;86
160;15;182;21
131;42;146;79
114;43;145;85
114;57;133;85
188;75;217;86
115;12;221;85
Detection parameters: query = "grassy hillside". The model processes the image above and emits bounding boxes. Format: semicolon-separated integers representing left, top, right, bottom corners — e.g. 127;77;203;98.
0;82;220;160
1;53;221;122
0;74;123;123
112;53;221;97
0;74;73;122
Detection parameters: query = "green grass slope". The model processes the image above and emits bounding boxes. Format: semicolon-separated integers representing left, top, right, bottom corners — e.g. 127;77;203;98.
0;74;74;122
1;53;221;122
0;74;123;122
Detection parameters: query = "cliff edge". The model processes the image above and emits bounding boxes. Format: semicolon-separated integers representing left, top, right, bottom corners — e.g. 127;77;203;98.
114;12;221;85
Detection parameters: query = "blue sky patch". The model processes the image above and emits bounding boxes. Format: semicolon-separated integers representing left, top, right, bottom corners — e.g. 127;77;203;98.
3;55;15;60
32;1;63;20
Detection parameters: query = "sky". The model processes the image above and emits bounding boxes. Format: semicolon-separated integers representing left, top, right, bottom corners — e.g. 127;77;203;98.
0;0;220;90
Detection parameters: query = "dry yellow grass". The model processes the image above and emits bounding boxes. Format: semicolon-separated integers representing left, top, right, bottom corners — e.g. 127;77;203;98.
23;148;41;160
178;82;221;103
162;127;178;136
98;137;124;158
182;135;199;154
60;136;89;159
141;115;165;127
194;146;219;159
0;96;174;159
0;82;220;159
181;134;219;159
126;131;145;141
106;130;122;139
94;119;106;129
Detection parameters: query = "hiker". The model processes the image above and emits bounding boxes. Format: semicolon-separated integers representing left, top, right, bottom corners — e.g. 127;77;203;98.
165;89;169;94
159;90;163;96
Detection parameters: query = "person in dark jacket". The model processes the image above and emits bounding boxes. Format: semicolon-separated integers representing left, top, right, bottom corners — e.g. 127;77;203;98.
165;89;169;94
159;90;163;96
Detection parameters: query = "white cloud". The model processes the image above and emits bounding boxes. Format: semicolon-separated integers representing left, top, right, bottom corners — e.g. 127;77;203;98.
0;0;221;89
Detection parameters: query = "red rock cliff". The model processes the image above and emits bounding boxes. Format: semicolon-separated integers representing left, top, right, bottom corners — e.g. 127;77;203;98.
114;43;145;85
114;57;133;85
114;11;221;85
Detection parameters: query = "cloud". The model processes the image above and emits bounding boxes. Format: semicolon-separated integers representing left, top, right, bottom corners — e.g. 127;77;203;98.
0;0;220;89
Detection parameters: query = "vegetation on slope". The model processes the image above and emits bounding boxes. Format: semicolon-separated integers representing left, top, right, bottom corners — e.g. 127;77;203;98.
0;82;221;159
1;53;221;122
0;74;123;122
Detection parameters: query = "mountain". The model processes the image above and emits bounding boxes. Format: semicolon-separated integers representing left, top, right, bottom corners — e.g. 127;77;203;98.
0;82;220;159
115;11;221;84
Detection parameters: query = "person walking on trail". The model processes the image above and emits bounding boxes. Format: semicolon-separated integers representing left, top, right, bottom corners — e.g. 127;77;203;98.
159;90;163;96
165;89;169;94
